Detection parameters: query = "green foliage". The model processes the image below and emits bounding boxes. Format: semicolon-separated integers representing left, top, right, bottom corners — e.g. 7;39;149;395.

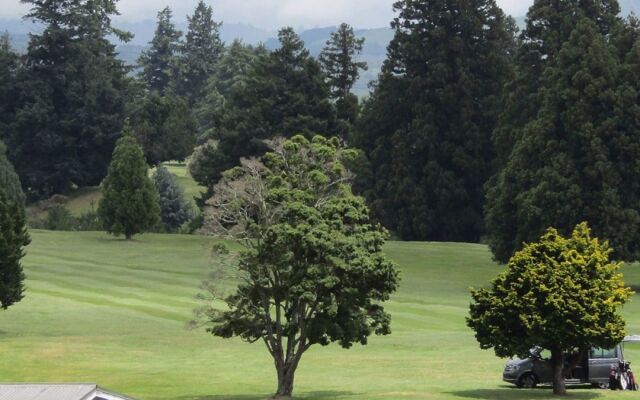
319;23;367;133
194;39;263;142
0;188;30;310
356;0;515;243
43;205;75;231
153;166;192;232
492;0;623;166
468;222;633;394
209;29;334;184
175;0;224;105
98;127;160;240
486;18;640;263
8;0;131;200
130;92;197;165
138;7;182;93
0;140;24;205
0;33;21;144
199;135;399;398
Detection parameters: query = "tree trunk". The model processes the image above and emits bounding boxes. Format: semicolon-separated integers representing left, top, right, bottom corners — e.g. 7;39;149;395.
125;233;133;241
274;364;296;399
551;347;567;395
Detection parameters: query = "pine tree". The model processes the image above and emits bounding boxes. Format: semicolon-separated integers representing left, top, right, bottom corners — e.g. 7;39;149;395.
130;92;197;165
194;40;265;142
355;0;515;242
98;125;160;240
175;0;223;105
200;28;334;188
153;166;192;232
0;33;21;144
0;187;30;311
492;0;623;165
9;0;131;200
0;140;24;204
486;18;640;262
138;7;182;94
319;23;367;129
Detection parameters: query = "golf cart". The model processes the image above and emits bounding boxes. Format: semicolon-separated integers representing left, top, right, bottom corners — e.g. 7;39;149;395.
502;336;640;389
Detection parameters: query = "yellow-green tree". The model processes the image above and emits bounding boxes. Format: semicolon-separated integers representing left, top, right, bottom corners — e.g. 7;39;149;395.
467;222;633;395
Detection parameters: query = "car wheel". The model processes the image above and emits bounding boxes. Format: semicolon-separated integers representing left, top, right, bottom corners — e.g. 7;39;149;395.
518;373;537;389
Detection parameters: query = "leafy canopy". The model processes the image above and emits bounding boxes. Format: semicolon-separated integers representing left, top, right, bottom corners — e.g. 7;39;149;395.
468;222;633;394
198;135;399;398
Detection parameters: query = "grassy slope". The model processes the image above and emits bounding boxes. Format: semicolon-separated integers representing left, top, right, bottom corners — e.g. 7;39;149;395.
26;164;205;220
0;232;639;400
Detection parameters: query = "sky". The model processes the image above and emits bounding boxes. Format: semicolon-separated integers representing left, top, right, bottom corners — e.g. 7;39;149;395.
1;0;533;30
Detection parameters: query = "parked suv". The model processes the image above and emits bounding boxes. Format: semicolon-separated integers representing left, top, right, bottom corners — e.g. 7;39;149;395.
503;346;623;388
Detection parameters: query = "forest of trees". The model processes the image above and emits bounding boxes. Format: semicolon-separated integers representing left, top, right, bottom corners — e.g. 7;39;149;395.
2;0;640;263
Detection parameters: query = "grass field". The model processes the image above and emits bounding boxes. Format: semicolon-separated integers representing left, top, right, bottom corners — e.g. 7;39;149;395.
26;163;205;221
0;231;639;400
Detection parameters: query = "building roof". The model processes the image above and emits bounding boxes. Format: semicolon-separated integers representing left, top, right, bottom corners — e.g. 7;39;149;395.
0;385;136;400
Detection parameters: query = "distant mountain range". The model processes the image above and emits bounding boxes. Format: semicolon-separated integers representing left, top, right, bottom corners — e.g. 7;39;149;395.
2;1;639;94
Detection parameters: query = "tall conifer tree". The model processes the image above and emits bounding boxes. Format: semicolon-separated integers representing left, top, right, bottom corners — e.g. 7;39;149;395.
319;23;367;131
486;18;640;262
9;0;131;200
138;7;182;93
98;125;160;240
356;0;515;242
175;0;223;105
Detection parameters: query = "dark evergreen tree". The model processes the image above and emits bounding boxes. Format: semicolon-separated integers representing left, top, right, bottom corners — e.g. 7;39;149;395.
0;188;30;310
175;0;223;105
130;92;197;165
194;40;263;142
138;7;182;94
319;23;367;129
9;0;131;200
0;140;24;205
0;33;21;143
196;28;334;189
486;19;640;262
153;166;192;232
355;0;515;242
98;125;160;240
492;0;623;165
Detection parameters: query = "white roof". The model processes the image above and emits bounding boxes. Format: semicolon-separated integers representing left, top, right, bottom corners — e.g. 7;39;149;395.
0;385;136;400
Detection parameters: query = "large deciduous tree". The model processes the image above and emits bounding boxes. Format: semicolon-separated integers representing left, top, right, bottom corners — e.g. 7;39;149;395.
486;18;640;263
9;0;131;200
467;223;633;395
138;6;182;94
98;125;160;240
175;0;223;105
197;135;399;398
355;0;515;242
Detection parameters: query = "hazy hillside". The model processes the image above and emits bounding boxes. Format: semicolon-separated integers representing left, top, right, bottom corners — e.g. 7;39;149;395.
4;0;640;94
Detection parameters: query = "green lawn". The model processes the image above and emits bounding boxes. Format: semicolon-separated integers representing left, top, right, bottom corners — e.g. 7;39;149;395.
26;163;205;221
0;231;639;400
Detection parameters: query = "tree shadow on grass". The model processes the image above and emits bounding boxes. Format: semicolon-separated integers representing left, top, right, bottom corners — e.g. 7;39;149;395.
178;391;356;400
449;386;603;400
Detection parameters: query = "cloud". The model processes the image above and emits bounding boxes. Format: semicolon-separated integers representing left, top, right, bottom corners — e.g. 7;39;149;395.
2;0;534;29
